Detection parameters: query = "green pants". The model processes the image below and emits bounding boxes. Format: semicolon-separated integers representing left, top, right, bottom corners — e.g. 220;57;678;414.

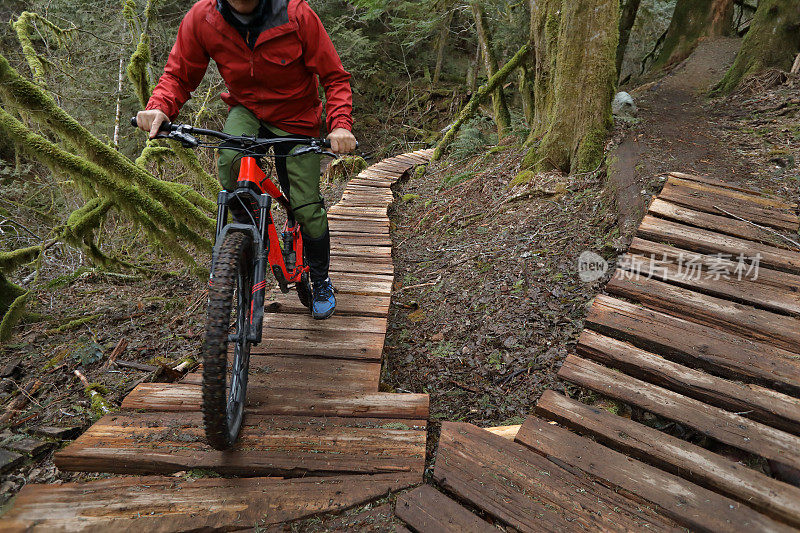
218;105;327;239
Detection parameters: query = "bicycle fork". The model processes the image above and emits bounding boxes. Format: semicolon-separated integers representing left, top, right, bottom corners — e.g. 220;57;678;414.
210;188;270;345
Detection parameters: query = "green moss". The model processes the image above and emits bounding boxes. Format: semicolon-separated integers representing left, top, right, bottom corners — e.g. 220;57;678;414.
713;0;800;95
509;170;536;188
413;165;427;179
401;193;420;202
0;291;28;342
325;155;368;182
55;314;101;333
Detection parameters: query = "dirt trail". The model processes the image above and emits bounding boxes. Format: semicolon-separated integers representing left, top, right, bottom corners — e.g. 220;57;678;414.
610;37;744;232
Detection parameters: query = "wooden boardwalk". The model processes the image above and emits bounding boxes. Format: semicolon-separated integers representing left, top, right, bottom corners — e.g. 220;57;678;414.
5;167;800;531
0;150;433;531
390;172;800;532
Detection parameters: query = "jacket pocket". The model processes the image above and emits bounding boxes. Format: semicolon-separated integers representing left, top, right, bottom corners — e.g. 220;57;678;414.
260;35;303;66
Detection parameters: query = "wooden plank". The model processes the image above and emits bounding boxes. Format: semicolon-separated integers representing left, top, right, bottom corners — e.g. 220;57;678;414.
659;178;797;231
667;176;797;211
433;422;679;533
266;290;389;317
1;473;419;532
607;272;800;353
181;354;381;392
576;330;800;435
253;331;385;361
626;239;800;315
482;425;521;440
649;198;795;249
558;355;800;474
666;171;769;194
330;232;392;247
516;412;793;533
395;485;498;533
637;216;800;274
327;271;393;296
347;178;393;189
586;295;800;395
327;206;389;218
330;244;392;260
263;313;387;334
616;252;800;317
330;256;394;275
54;413;427;477
328;219;390;235
121;383;429;419
326;213;389;226
536;390;800;528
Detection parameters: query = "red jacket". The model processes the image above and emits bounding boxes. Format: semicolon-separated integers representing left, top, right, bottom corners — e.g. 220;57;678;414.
146;0;352;136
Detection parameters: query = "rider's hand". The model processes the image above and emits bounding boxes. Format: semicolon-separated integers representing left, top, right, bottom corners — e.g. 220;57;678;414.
136;109;170;139
327;128;357;154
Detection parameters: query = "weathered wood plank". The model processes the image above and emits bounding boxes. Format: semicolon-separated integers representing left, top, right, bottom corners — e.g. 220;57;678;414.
327;206;389;218
648;198;795;249
434;422;679;533
329;256;393;275
181;354;381;392
625;239;800;315
264;313;387;334
659;178;797;231
536;390;800;528
395;485;497;533
607;273;800;352
121;383;429;419
517;410;793;533
576;330;800;435
666;172;779;196
1;473;419;532
637;216;800;274
347;178;393;189
330;244;393;260
330;232;392;247
558;355;800;474
266;290;389;317
253;329;385;361
326;271;393;296
54;413;426;477
667;176;798;211
586;295;800;395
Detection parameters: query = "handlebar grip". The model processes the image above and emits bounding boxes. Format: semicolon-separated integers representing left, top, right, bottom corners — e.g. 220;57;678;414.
130;116;173;132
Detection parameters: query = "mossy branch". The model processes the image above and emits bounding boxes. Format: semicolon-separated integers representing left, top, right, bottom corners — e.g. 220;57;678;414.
0;53;215;238
12;12;76;87
432;44;529;161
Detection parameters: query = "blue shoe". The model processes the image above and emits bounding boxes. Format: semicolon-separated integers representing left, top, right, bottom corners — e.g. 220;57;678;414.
312;277;336;320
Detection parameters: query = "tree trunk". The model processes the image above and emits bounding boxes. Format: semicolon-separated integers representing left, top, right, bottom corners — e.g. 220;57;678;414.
518;61;535;126
714;0;800;94
432;8;455;86
524;0;619;173
466;41;480;93
616;0;642;75
471;1;512;138
653;0;735;70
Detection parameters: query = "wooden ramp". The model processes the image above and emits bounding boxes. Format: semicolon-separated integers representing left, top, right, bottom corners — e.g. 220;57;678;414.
0;150;433;532
392;172;800;533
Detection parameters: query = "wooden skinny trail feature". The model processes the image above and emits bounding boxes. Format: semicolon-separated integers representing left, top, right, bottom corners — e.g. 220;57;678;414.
393;171;800;533
2;150;433;531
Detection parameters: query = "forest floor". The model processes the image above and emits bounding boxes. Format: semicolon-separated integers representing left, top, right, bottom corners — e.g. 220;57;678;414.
385;36;799;450
1;38;799;520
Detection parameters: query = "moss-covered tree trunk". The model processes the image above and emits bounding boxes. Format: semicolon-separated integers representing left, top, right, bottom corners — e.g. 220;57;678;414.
652;0;734;70
471;1;512;138
616;0;642;75
714;0;800;94
524;0;619;173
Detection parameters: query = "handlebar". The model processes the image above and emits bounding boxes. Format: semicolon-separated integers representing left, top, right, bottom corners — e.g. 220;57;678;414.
129;116;349;157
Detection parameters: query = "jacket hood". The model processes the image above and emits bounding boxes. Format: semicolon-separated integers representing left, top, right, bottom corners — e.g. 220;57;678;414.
217;0;289;48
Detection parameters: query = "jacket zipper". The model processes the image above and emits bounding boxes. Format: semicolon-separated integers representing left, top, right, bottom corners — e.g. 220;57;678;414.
247;31;254;77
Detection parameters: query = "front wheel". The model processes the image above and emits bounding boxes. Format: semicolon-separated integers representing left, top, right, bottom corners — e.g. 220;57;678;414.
202;231;253;450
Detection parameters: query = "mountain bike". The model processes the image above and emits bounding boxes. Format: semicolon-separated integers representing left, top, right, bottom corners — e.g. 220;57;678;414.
131;117;339;449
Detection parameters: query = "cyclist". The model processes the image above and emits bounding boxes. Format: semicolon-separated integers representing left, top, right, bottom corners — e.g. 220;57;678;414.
136;0;356;320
